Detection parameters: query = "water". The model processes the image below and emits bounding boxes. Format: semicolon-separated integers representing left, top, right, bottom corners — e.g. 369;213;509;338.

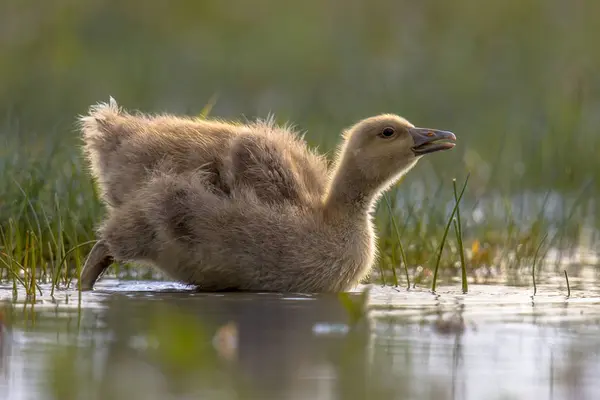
0;273;598;400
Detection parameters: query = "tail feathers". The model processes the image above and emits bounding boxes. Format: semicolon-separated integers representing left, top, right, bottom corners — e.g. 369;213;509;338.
79;96;121;142
79;96;124;188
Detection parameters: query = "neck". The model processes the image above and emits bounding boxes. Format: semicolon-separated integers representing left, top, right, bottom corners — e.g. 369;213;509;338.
322;160;381;221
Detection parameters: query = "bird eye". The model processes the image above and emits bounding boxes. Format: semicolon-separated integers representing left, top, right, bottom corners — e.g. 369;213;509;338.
380;127;396;138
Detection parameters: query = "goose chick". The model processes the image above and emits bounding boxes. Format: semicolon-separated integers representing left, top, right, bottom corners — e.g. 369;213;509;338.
80;111;456;292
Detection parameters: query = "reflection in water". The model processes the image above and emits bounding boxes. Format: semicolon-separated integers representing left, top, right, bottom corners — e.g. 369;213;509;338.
0;279;598;399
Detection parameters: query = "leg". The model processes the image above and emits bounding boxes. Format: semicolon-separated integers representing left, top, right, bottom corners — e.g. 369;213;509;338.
80;240;113;290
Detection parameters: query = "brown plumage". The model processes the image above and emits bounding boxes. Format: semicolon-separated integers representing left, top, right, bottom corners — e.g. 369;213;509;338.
80;98;327;209
79;98;456;292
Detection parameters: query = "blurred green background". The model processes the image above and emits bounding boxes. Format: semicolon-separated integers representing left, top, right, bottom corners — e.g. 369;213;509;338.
0;0;598;285
3;0;599;188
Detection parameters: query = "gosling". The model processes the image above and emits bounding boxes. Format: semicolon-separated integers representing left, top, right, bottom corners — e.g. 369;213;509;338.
79;99;456;292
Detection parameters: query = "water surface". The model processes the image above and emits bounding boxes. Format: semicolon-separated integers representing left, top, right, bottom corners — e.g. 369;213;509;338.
0;274;598;400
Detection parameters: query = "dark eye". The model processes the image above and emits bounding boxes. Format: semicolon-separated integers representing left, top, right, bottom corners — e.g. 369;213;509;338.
380;127;396;138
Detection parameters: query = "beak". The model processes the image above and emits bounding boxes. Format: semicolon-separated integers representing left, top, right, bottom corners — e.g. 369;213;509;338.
409;127;457;155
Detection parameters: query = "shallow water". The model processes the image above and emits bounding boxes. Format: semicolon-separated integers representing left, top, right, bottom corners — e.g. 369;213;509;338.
0;274;598;400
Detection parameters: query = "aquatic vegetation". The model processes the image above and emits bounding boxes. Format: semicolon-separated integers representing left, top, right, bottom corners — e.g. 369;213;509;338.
452;178;468;294
383;193;409;289
564;270;571;298
430;174;469;292
531;233;548;296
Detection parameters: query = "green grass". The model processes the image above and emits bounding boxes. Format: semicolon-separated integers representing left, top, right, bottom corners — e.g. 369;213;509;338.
430;174;469;292
564;270;571;298
531;233;548;296
452;177;468;294
0;129;126;295
375;173;598;290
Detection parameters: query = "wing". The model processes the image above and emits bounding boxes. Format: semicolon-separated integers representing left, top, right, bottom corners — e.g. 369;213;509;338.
227;132;326;206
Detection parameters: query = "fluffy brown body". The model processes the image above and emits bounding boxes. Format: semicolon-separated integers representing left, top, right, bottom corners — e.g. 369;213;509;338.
79;98;456;292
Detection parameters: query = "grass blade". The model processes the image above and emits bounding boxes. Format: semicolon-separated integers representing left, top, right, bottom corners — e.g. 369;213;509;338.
531;233;548;296
452;179;468;293
432;173;470;292
564;270;571;298
384;193;409;289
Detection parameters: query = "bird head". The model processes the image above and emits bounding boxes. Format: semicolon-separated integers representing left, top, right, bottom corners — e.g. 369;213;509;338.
339;114;456;189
